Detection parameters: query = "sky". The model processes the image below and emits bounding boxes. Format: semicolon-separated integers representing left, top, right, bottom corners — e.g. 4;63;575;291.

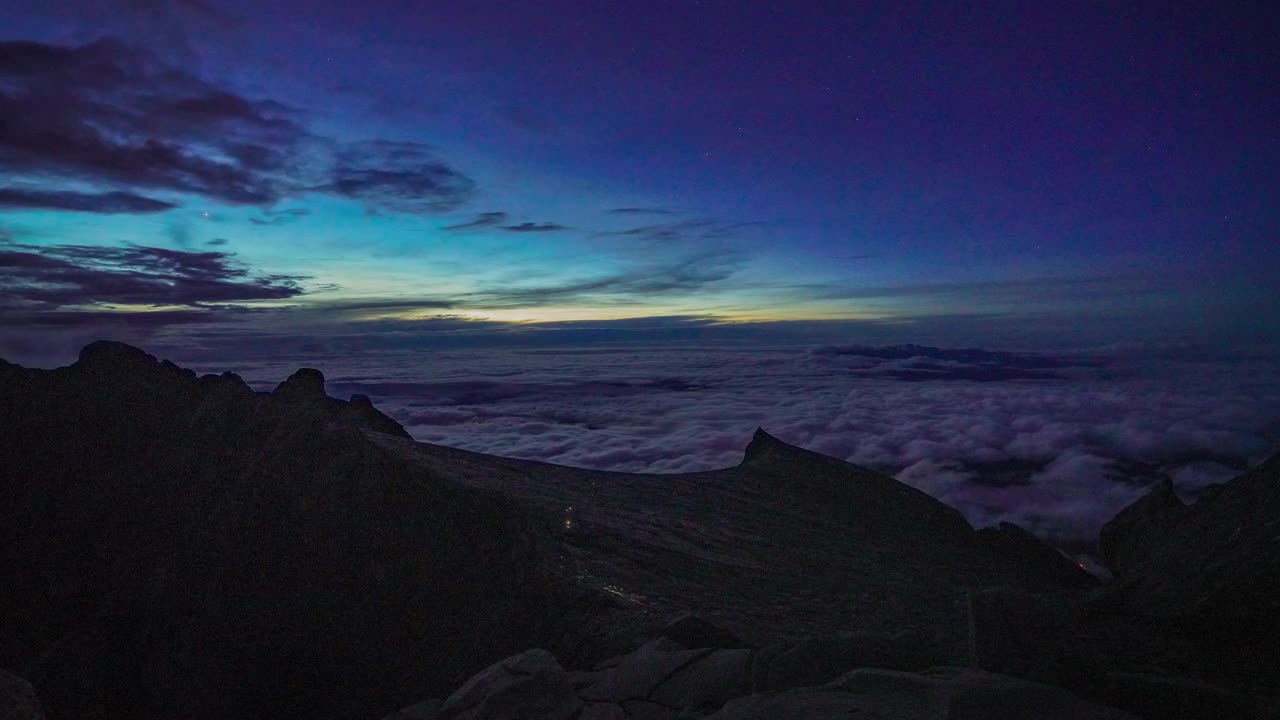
1;0;1277;362
2;1;1280;553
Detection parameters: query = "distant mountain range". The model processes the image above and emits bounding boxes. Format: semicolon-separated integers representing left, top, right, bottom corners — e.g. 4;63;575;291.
0;342;1275;719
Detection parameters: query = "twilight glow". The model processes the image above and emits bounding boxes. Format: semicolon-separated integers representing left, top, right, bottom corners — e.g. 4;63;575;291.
1;2;1277;362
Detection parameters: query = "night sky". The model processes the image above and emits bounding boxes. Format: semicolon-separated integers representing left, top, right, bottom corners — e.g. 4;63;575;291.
2;0;1277;359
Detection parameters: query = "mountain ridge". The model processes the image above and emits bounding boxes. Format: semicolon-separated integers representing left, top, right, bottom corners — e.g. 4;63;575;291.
1;342;1275;719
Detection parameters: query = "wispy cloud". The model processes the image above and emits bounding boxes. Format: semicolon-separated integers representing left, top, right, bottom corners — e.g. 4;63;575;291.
607;207;678;216
442;212;509;230
0;242;306;309
0;187;176;214
501;222;567;233
465;249;746;308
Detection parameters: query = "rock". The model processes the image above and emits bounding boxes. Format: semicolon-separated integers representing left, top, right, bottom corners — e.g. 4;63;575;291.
758;630;946;691
272;367;327;400
707;666;1132;720
579;639;711;703
975;522;1097;589
659;615;741;650
0;344;575;720
440;649;580;720
1096;452;1280;686
705;689;878;720
650;649;751;711
75;340;156;370
8;342;1260;720
740;427;791;463
578;702;626;720
620;699;678;720
1099;477;1186;578
381;698;442;720
0;670;44;720
1104;672;1264;720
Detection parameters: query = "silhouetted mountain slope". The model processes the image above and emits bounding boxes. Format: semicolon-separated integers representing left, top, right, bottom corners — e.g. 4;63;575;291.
1099;451;1280;693
0;343;1273;719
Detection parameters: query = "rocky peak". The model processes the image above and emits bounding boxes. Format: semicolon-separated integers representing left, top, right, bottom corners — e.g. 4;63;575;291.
272;367;327;401
741;427;792;463
1099;477;1185;576
75;340;158;371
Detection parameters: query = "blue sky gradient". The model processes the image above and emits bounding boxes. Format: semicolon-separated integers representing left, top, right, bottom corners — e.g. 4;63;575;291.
1;1;1277;362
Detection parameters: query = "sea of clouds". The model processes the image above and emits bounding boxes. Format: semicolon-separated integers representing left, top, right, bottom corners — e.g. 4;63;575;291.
191;343;1280;554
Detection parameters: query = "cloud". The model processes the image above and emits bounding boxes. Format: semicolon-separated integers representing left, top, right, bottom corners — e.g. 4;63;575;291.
249;208;310;225
205;238;229;246
599;219;763;244
0;39;302;205
0;39;474;215
608;207;677;215
0;187;176;213
810;344;1101;381
442;212;508;230
466;249;745;307
170;342;1277;553
0;242;306;309
501;222;567;232
323;140;474;214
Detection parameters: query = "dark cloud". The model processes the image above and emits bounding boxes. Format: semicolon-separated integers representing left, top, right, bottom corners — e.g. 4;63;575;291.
249;208;310;225
599;219;764;244
810;344;1102;381
442;212;509;230
468;249;744;307
0;242;306;309
205;238;229;246
0;187;176;214
323;140;474;214
0;39;301;205
501;222;567;232
608;207;677;215
0;39;474;215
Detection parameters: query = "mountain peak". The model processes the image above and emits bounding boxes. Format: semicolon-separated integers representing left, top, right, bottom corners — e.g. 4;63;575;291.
273;367;327;400
742;426;790;463
76;340;157;370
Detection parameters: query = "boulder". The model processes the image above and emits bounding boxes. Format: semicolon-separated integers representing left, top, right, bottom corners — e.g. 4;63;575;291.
756;630;946;691
621;699;678;720
0;670;44;720
578;703;626;720
650;649;751;711
440;649;580;720
1104;672;1265;720
381;698;442;720
659;615;741;650
707;666;1131;720
578;639;711;703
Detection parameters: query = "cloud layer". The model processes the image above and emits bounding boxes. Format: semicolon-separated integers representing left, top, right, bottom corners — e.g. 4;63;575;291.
173;344;1280;554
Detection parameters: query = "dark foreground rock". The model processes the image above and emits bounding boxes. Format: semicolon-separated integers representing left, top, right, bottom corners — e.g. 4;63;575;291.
1;342;1276;719
391;641;1133;720
1099;452;1280;702
0;670;44;720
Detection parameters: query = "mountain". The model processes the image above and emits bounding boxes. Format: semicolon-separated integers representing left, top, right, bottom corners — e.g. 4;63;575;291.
1099;452;1280;695
0;342;1274;719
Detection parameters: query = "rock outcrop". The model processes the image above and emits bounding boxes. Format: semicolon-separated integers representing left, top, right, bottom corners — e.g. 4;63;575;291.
0;670;45;720
1097;453;1280;705
390;640;1132;720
